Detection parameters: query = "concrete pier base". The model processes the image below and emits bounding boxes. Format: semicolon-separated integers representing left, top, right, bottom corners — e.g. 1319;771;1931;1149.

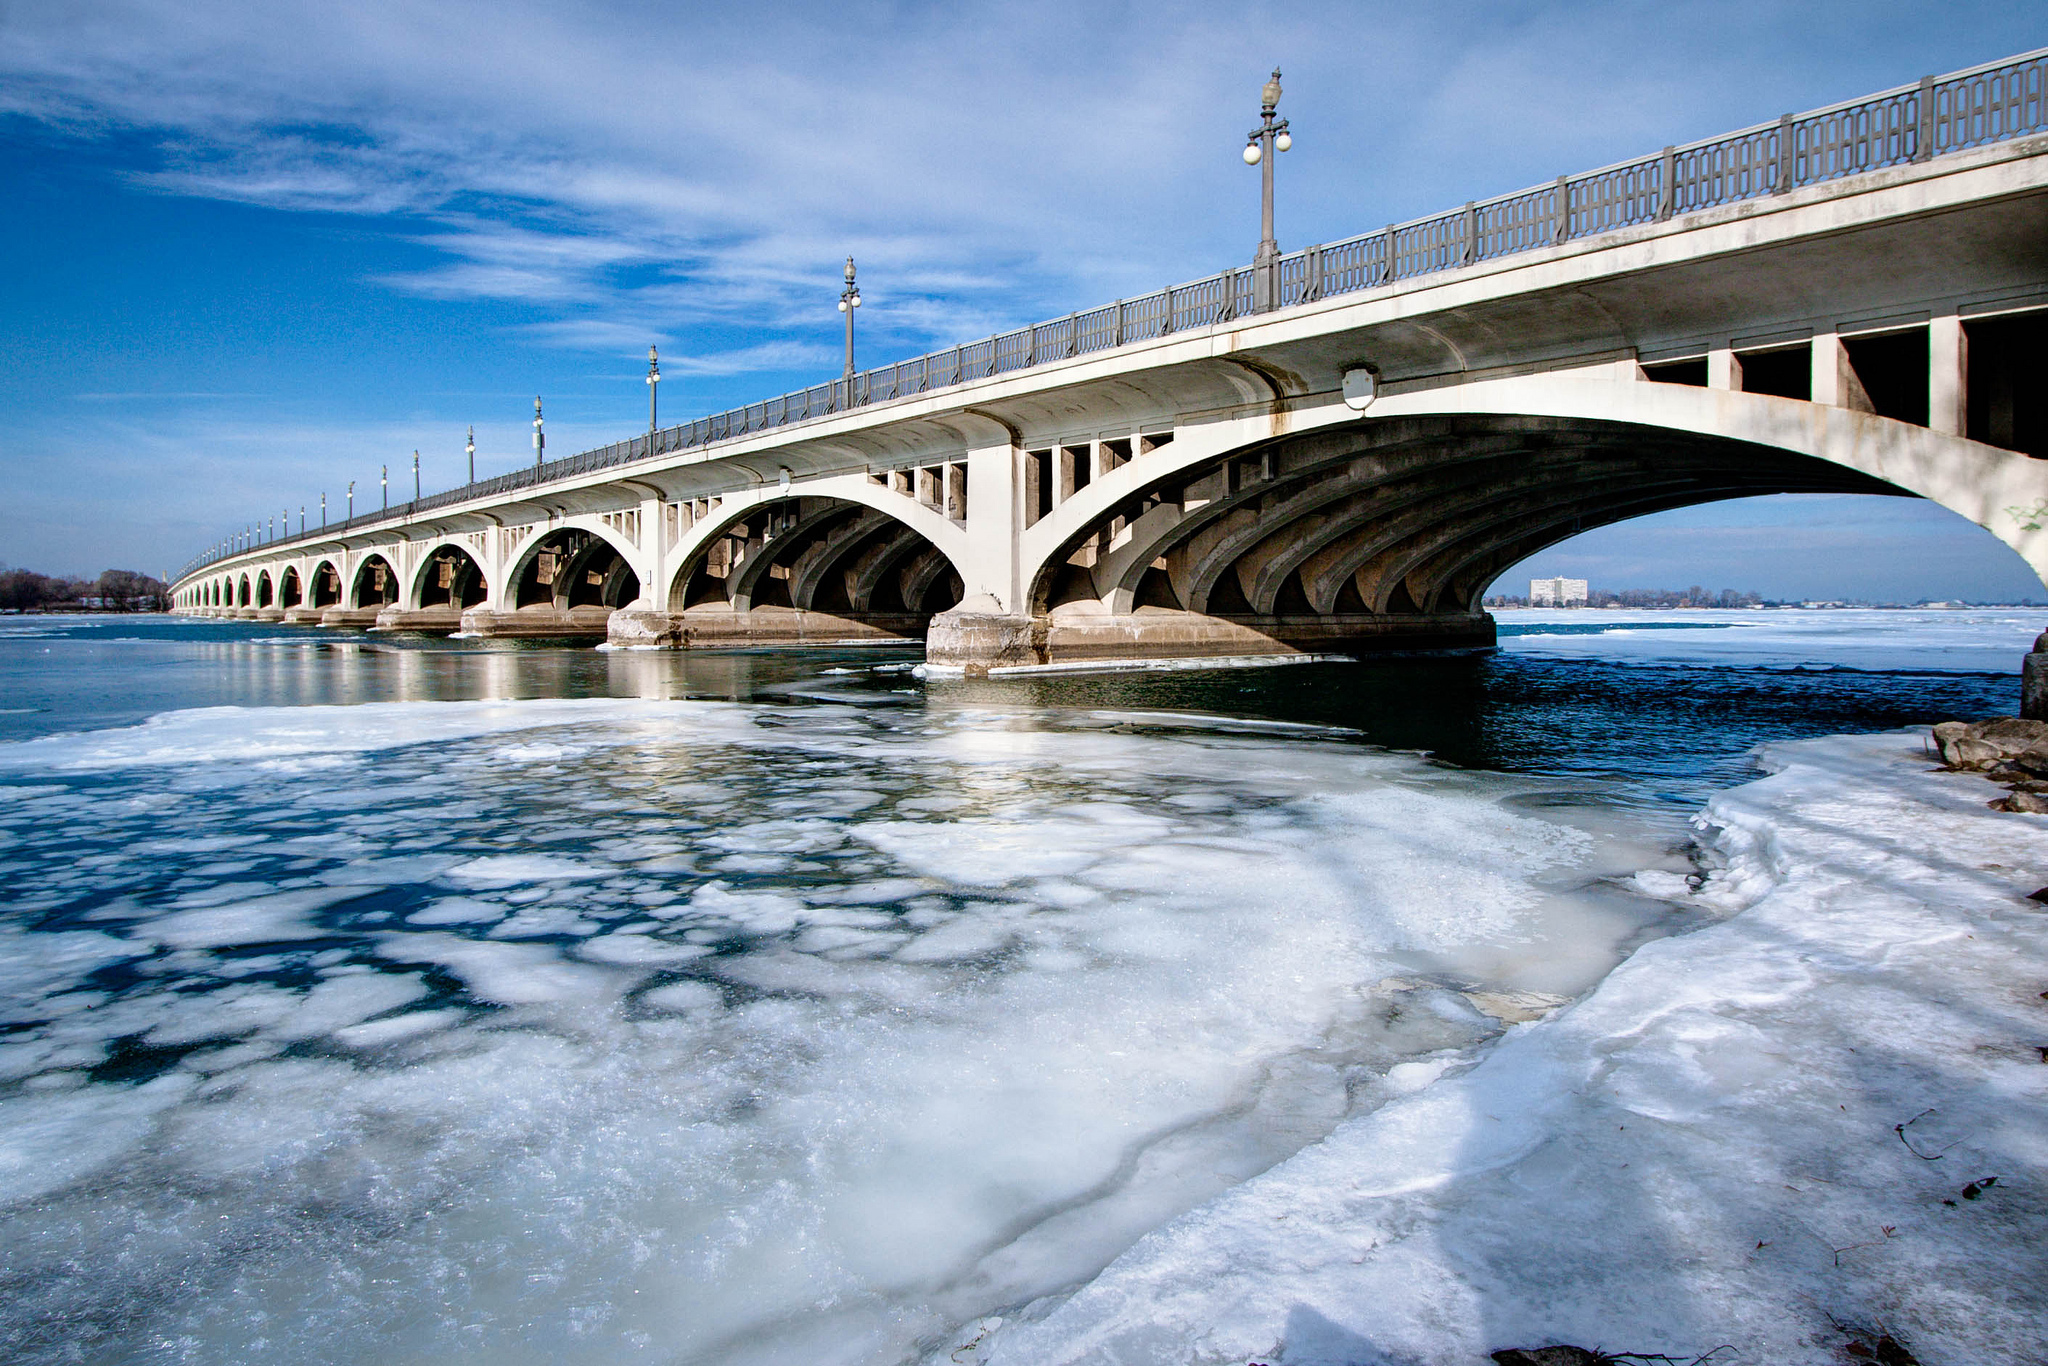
317;607;385;629
2024;632;2048;720
458;605;615;639
282;607;325;625
254;609;285;623
372;605;465;635
925;608;1496;675
607;606;924;650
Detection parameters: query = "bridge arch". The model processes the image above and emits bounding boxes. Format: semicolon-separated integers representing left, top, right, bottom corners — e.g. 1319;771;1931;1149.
667;493;966;621
506;525;640;614
235;574;251;608
1013;377;2044;650
256;570;274;609
279;565;303;609
350;554;399;610
409;541;489;610
309;560;343;609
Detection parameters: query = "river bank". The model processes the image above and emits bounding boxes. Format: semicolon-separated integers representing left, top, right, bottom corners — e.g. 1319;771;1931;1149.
967;729;2048;1366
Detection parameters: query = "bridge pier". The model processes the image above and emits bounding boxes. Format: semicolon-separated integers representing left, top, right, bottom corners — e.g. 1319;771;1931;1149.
924;608;1496;674
607;605;923;649
458;605;614;639
316;607;384;629
371;605;465;634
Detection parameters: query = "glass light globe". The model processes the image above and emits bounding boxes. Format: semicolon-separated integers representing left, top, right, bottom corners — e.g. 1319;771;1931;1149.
1275;130;1292;152
838;301;848;312
851;294;861;307
1243;143;1262;165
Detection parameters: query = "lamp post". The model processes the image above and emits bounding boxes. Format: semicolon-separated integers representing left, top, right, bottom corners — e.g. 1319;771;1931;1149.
321;492;327;528
1242;68;1291;312
381;464;388;512
837;256;861;391
413;450;421;504
466;425;475;484
533;396;545;469
647;346;660;437
299;505;305;535
348;480;355;521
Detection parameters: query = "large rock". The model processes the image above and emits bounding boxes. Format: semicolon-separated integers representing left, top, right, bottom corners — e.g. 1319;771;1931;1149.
1934;717;2048;769
1973;717;2048;747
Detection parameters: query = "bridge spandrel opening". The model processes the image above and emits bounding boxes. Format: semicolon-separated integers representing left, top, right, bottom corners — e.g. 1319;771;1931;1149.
1965;312;2048;459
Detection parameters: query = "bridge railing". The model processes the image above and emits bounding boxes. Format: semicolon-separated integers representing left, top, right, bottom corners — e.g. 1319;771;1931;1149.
179;47;2047;585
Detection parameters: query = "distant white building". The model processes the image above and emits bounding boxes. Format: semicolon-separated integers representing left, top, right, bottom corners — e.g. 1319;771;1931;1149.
1530;576;1588;607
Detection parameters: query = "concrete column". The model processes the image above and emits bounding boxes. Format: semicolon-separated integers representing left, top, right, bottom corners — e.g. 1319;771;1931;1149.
959;439;1020;614
1707;347;1742;391
638;496;664;610
1929;314;1968;436
1812;333;1873;411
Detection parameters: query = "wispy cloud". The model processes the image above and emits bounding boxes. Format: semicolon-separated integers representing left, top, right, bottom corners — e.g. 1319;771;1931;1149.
7;0;2026;375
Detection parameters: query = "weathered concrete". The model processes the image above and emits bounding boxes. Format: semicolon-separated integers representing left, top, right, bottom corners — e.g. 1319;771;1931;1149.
609;606;922;649
2025;633;2048;721
371;605;464;634
926;608;1494;673
458;605;614;639
317;607;384;629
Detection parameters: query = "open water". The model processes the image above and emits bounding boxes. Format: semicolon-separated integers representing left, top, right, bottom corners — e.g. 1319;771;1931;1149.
0;609;2031;1365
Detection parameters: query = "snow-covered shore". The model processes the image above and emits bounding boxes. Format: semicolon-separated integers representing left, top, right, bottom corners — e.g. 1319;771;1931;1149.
969;731;2048;1366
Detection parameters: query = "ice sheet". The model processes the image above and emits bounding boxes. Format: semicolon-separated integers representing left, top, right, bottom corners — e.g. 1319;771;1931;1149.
0;695;1695;1365
974;731;2048;1366
1500;606;2039;675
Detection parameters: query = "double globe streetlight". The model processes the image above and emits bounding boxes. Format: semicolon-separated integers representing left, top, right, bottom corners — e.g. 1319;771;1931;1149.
1243;68;1292;312
838;256;861;383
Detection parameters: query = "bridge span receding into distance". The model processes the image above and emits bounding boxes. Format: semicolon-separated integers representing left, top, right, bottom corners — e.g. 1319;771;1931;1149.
174;50;2048;673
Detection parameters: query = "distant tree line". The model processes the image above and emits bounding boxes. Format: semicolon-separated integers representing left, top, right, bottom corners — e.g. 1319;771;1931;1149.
1484;586;1765;609
0;567;168;612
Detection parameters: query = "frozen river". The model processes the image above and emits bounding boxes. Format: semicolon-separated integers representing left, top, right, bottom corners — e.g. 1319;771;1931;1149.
0;609;2034;1364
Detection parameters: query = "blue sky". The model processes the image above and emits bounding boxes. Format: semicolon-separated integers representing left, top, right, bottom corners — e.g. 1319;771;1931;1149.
1;0;2042;600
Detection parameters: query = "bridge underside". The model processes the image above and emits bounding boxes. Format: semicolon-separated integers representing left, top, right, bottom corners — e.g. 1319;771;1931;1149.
930;414;1903;672
611;496;963;649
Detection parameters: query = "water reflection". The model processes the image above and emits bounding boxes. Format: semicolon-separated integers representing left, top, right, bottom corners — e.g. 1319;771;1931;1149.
0;614;2020;810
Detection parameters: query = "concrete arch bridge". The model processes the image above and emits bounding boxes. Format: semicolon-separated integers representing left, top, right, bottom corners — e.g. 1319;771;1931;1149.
175;53;2048;672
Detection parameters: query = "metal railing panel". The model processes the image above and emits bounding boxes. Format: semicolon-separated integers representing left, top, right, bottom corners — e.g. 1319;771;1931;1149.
1948;56;2045;151
1669;125;1779;212
1569;158;1661;237
1478;184;1561;259
1795;93;1918;183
